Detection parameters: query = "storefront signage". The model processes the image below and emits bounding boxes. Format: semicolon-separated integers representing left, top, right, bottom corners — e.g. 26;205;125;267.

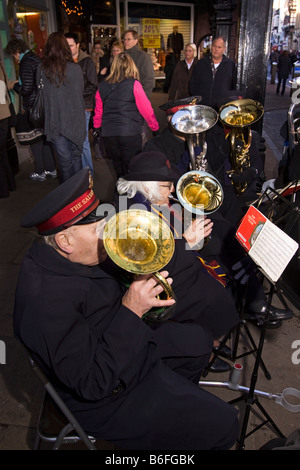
129;3;191;21
143;18;160;48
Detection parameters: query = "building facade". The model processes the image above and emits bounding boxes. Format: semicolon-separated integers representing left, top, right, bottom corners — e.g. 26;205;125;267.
271;0;300;52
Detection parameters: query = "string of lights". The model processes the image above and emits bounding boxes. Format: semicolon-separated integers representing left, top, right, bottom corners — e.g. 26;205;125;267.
61;0;83;16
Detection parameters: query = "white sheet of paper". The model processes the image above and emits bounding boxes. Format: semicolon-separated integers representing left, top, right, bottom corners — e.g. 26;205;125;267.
248;219;299;283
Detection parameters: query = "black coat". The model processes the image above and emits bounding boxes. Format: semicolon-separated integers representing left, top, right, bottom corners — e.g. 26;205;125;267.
143;127;186;165
14;239;239;450
168;58;198;100
77;50;98;110
277;55;292;80
189;55;237;109
13;51;40;109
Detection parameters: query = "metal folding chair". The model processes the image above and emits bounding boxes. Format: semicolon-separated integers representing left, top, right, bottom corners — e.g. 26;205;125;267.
29;356;97;450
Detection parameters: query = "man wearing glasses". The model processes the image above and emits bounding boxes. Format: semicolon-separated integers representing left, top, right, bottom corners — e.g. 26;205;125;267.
123;29;155;99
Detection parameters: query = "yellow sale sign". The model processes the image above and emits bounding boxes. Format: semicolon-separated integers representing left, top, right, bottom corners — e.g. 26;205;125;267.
143;18;161;48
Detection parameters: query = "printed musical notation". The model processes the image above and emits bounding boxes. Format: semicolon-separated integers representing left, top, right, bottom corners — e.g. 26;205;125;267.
236;205;299;283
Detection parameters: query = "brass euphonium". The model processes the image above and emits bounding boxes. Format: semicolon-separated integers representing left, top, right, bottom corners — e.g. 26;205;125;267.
103;209;176;322
176;170;224;216
170;105;219;171
170;104;224;216
219;99;264;196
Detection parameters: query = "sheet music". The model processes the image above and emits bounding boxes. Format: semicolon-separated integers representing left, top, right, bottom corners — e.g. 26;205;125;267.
235;205;299;283
248;219;298;283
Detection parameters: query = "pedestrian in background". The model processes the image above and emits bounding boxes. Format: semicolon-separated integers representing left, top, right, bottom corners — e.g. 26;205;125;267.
65;32;98;175
41;32;86;183
168;43;198;100
93;53;159;178
189;37;236;109
123;29;155;99
6;38;56;182
276;50;292;96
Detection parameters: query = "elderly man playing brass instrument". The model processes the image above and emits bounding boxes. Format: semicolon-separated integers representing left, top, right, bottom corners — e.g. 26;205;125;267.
14;168;239;450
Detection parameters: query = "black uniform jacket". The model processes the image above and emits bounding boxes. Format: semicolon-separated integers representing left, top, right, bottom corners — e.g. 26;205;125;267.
14;238;239;449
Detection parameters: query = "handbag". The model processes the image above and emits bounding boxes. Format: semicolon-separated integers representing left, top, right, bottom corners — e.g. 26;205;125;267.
15;106;43;145
8;102;17;128
29;70;44;129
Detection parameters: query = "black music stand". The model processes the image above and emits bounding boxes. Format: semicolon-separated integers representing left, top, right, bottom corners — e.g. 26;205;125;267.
202;281;272;380
256;180;300;309
228;278;285;449
202;193;299;449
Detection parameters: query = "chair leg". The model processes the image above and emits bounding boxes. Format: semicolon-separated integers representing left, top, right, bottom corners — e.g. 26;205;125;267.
52;423;75;450
33;433;41;450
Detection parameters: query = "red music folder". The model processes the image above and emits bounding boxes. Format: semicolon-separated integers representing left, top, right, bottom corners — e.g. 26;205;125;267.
236;205;298;283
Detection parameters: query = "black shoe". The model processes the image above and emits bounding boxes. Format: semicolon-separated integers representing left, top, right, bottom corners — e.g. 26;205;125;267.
244;305;294;322
246;317;282;329
213;344;232;359
210;358;231;373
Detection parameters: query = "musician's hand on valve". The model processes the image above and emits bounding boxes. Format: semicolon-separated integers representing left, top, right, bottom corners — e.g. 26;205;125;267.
183;216;213;249
122;271;175;318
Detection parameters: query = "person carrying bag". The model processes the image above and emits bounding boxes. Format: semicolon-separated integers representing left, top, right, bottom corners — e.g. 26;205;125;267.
6;38;57;182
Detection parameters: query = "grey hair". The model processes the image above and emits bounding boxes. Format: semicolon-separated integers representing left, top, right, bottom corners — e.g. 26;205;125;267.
43;233;60;250
212;36;227;48
117;178;162;203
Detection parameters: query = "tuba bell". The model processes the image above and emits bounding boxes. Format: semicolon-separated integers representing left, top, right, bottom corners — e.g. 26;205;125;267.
176;170;224;216
170;105;219;171
103;209;176;323
219;99;264;196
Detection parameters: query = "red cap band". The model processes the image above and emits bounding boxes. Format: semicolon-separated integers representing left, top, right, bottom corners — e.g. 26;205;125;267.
37;189;98;233
166;104;190;116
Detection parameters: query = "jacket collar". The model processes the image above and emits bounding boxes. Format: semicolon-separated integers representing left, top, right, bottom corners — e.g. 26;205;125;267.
28;238;108;279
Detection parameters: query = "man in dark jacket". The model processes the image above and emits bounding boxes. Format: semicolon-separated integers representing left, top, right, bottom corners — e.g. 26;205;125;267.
65;33;98;175
276;50;292;96
123;29;155;99
189;37;237;109
14;167;239;450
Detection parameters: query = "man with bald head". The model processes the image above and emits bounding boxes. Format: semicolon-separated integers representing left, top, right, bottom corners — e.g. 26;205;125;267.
189;36;237;109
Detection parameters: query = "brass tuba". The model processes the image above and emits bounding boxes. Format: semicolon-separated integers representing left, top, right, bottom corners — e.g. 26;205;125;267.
170;105;219;171
103;209;176;322
219;99;264;195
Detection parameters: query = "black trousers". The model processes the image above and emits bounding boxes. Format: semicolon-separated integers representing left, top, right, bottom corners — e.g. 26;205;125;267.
104;134;142;178
0;118;15;197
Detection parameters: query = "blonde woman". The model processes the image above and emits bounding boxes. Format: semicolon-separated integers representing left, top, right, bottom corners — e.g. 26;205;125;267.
93;52;159;177
168;43;198;100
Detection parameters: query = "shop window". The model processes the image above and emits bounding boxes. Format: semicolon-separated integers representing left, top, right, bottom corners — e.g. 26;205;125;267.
6;1;48;57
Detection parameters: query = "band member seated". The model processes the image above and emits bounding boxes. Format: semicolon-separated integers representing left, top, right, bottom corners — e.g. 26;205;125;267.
14;168;239;450
116;151;240;371
144;98;294;328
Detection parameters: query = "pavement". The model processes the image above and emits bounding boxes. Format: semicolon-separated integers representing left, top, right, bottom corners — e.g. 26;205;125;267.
0;78;299;451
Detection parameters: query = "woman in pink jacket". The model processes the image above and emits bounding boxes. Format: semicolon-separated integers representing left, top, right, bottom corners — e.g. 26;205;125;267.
93;53;159;177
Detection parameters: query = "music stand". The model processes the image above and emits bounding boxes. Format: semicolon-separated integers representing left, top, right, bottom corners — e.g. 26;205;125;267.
228;279;285;449
201;198;299;449
202;281;272;380
256;180;300;309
